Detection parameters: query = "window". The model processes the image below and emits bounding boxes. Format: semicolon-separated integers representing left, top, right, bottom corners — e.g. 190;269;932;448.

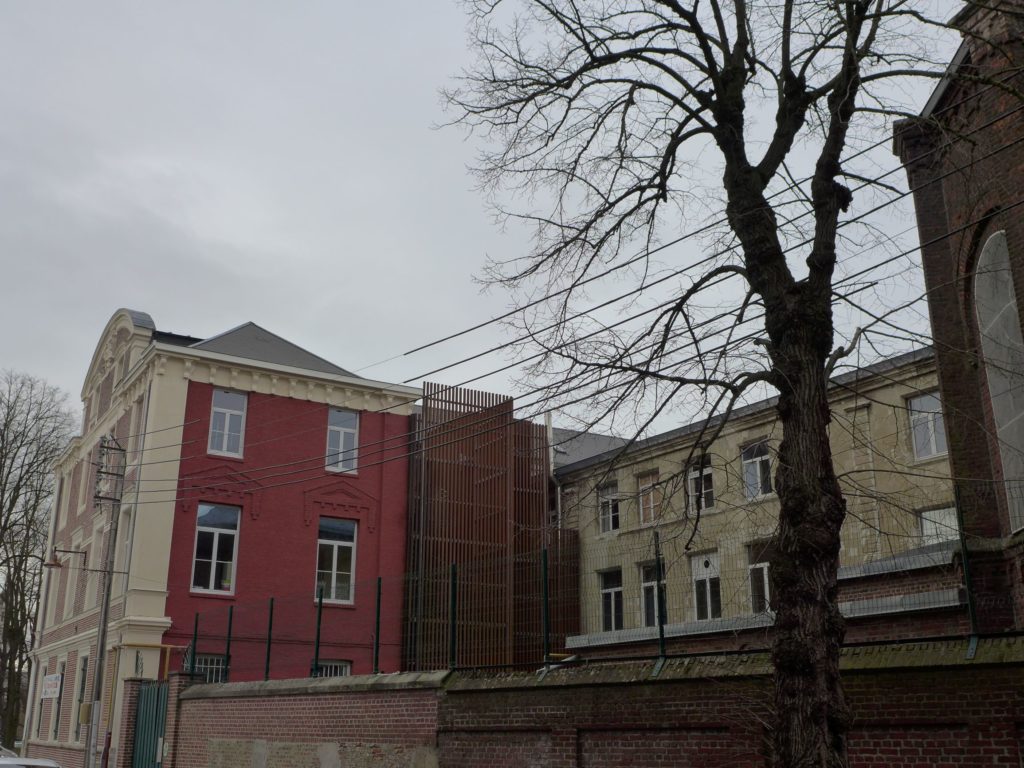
687;456;715;513
598;483;620;533
326;409;359;472
315;660;352;677
52;661;65;740
74;656;89;741
208;389;247;457
640;563;666;628
637;471;659;525
599;569;624;631
191;504;240;593
747;540;776;614
920;507;958;546
316;518;357;603
193;654;227;684
691;552;721;621
742;441;772;499
908;392;947;460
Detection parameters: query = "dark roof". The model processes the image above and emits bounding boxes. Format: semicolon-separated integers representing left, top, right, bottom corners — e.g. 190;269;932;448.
555;347;934;477
187;322;358;378
551;427;629;469
152;330;205;347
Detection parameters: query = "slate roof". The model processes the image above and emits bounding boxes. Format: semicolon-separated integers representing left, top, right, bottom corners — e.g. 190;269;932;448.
555;346;934;477
551;427;629;469
146;318;359;378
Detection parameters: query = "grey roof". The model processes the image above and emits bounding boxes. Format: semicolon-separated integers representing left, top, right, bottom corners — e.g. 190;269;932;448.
187;322;359;378
122;308;156;331
551;427;629;469
919;39;970;119
555;347;935;477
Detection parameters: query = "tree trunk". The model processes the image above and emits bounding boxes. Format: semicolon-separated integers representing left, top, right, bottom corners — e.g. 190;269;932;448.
769;315;850;767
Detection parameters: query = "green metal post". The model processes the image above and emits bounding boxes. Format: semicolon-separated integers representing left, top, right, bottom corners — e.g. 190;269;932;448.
264;597;275;681
224;605;234;682
448;564;458;669
313;586;324;677
654;531;666;659
190;612;198;676
373;577;382;674
541;549;551;665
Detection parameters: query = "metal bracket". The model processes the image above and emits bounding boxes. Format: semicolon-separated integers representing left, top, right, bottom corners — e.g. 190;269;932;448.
966;635;978;660
651;657;666;678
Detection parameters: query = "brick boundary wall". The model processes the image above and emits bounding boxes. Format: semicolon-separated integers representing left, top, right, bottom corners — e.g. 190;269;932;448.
438;638;1024;767
157;636;1024;767
167;671;447;768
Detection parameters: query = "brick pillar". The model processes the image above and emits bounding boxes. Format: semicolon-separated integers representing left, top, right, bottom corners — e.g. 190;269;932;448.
163;673;200;768
114;679;144;768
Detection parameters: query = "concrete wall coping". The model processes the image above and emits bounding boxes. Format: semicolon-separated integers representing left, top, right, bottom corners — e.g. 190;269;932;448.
179;670;451;700
444;636;1024;692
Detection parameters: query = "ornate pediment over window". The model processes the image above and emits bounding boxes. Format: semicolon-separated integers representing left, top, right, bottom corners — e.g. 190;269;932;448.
177;463;266;520
303;479;377;531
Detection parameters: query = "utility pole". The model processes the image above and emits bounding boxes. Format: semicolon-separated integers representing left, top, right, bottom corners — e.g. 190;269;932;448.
83;435;126;768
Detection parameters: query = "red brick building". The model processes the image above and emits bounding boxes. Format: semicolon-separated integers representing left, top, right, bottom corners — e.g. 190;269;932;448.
894;0;1024;634
25;310;419;767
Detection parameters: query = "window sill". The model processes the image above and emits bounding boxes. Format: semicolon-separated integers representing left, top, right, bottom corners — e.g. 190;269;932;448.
318;600;357;609
909;451;948;466
189;589;236;600
743;492;776;505
207;451;245;462
325;466;359;476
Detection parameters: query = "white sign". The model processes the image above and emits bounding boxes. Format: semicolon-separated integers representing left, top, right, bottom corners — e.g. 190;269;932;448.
41;673;62;699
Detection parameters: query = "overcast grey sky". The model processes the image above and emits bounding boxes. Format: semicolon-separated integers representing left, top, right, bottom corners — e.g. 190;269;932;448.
0;2;537;403
0;2;956;427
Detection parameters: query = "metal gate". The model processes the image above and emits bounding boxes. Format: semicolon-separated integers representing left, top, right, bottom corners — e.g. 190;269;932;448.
132;680;168;768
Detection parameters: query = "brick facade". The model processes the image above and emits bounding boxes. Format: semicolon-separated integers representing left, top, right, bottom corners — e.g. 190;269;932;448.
894;1;1024;634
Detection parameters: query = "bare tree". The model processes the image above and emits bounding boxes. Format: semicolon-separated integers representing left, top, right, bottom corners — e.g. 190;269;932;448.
447;1;1019;765
0;371;74;747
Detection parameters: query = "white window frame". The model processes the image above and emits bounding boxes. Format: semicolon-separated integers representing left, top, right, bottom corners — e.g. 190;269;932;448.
920;506;959;546
193;654;227;684
637;471;659;525
691;552;722;621
908;392;947;460
640;563;666;628
749;562;770;614
598;483;620;533
747;541;775;615
51;659;66;741
326;408;359;473
316;659;352;677
73;655;89;741
687;457;715;513
208;389;247;458
599;569;624;632
190;503;240;595
741;441;773;500
316;518;358;605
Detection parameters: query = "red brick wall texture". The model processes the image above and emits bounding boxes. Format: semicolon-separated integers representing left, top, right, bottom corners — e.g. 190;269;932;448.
162;657;1024;767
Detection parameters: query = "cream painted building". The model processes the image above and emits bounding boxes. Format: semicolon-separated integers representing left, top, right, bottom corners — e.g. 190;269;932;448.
556;348;962;650
24;309;419;768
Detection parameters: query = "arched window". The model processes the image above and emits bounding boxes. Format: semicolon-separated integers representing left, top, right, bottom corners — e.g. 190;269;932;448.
974;230;1024;532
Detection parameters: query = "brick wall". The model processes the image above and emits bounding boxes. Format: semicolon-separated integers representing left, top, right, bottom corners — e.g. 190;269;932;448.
114;678;142;768
894;2;1024;634
167;672;446;768
157;637;1024;767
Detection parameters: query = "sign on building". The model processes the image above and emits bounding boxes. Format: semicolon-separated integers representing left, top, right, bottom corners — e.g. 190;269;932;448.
40;673;62;699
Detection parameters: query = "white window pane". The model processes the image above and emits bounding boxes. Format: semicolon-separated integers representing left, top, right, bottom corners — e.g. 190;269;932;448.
743;461;760;497
214;390;247;411
329;409;358;430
